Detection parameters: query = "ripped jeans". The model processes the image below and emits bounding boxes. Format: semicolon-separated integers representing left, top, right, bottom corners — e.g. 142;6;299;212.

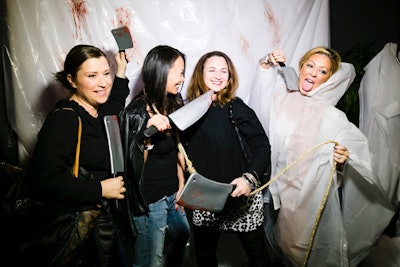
132;193;190;267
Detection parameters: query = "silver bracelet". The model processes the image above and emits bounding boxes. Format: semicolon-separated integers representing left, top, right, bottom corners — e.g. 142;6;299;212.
259;55;270;65
243;172;259;187
242;176;256;190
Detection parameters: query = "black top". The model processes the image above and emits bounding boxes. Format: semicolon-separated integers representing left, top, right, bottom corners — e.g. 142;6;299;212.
119;95;180;206
184;98;270;183
143;133;179;204
28;77;129;220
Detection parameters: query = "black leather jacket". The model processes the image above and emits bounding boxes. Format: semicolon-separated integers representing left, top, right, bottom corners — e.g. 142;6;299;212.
119;95;150;215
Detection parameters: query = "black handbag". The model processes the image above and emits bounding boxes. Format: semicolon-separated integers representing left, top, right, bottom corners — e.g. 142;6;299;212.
44;109;101;266
0;162;40;218
10;108;102;266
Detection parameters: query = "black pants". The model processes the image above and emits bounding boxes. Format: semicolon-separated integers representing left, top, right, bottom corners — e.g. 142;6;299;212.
193;225;271;267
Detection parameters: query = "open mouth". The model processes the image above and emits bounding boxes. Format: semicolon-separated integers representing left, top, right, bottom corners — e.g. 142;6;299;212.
301;79;314;92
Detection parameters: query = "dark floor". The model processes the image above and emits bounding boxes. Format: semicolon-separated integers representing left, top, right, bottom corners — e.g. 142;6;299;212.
181;209;283;267
183;228;249;267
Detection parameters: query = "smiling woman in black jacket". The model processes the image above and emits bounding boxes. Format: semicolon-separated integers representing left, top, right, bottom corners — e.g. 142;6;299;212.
25;44;129;266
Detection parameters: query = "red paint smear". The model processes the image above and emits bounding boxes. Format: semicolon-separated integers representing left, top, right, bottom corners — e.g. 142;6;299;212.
177;189;216;211
69;0;87;39
240;35;250;56
264;2;280;47
115;7;131;27
113;7;143;66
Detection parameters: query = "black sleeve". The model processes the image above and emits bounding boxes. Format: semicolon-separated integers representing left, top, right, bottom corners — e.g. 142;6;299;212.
100;77;130;116
232;99;271;180
28;109;102;205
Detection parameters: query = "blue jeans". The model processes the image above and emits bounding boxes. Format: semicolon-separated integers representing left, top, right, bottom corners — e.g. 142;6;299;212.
132;193;190;267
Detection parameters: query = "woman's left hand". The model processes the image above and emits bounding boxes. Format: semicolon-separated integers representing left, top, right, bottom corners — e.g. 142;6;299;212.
230;177;251;197
334;145;349;164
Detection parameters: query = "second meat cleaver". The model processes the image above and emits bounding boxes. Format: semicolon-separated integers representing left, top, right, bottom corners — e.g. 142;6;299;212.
111;26;133;52
279;62;299;91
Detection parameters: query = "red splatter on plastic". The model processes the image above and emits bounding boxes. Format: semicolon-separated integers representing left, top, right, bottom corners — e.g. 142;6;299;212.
115;7;132;27
112;7;143;65
240;35;250;56
264;2;280;46
69;0;87;39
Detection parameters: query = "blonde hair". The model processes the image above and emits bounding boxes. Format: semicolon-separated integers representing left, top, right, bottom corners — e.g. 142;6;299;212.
299;46;341;76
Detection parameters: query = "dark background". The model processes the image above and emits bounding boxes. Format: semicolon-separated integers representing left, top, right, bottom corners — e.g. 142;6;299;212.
330;0;400;54
330;0;400;126
1;1;400;164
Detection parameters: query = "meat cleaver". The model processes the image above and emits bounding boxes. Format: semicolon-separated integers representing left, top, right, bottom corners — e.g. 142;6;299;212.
144;90;214;137
104;115;124;176
111;26;133;52
279;62;299;91
104;115;124;209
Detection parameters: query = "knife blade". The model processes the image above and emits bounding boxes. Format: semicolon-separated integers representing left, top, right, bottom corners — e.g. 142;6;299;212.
104;115;124;209
104;115;124;175
144;90;214;137
279;62;299;91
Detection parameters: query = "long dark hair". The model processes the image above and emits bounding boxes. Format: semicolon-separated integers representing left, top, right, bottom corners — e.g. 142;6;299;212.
54;45;109;92
142;45;185;115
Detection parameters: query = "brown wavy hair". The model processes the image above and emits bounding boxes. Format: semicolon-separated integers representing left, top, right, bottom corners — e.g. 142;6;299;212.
187;51;238;106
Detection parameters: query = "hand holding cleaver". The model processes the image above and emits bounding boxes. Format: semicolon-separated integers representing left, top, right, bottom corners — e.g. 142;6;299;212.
144;90;214;137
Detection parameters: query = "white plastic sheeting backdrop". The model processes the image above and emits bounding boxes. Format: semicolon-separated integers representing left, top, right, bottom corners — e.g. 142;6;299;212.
3;0;329;163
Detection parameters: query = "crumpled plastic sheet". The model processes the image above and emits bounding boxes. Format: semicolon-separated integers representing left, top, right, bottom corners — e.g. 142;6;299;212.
358;42;400;204
3;0;329;163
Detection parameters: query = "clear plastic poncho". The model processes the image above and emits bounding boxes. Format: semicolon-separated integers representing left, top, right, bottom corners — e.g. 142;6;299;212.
249;62;394;266
359;42;400;205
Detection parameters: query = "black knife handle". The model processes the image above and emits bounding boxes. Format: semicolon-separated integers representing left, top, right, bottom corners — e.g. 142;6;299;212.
144;125;158;138
278;62;286;67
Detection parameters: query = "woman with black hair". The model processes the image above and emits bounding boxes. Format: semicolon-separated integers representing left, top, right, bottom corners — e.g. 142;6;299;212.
26;44;129;266
119;45;190;267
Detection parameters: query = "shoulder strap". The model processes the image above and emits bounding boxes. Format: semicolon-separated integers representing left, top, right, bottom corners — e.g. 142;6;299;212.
55;107;82;178
228;102;252;164
72;115;82;178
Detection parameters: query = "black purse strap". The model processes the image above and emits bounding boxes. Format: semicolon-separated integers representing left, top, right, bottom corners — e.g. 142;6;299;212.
228;102;251;165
